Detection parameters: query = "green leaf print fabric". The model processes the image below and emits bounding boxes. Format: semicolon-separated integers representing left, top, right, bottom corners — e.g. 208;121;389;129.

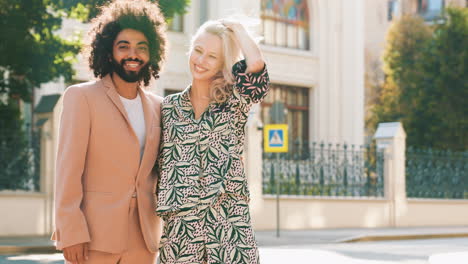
156;60;270;216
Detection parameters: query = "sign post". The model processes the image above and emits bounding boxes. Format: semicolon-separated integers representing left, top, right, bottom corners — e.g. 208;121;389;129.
264;124;288;238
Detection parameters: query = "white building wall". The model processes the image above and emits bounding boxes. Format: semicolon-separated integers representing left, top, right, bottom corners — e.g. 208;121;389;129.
0;192;47;235
314;0;365;145
343;0;365;145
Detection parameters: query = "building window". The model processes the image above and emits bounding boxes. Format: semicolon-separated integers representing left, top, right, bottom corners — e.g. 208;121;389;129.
261;84;309;153
418;0;445;21
168;13;184;32
261;0;310;50
388;0;399;21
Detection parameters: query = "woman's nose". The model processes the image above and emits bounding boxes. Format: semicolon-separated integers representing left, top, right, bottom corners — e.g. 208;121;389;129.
196;54;205;64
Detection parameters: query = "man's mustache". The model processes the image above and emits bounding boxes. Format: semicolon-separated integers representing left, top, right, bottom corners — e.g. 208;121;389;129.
122;58;144;64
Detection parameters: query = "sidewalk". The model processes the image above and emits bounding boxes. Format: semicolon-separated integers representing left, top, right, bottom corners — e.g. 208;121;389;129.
256;226;468;247
1;226;468;255
0;236;57;255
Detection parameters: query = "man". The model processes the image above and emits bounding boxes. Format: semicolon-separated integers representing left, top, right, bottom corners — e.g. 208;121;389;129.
52;1;167;263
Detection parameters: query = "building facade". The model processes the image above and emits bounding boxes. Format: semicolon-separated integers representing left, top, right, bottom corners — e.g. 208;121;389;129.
4;0;368;235
10;0;467;235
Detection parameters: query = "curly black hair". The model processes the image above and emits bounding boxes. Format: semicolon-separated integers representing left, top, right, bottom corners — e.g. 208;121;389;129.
85;0;167;86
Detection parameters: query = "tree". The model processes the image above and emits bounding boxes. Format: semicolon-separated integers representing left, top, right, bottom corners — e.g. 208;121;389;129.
0;0;190;102
0;0;190;190
61;0;190;23
417;8;468;151
368;15;432;132
0;0;80;190
0;101;37;190
369;8;467;151
0;0;80;102
364;48;384;142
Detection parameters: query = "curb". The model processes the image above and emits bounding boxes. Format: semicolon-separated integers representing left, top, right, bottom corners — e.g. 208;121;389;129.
338;232;468;243
0;246;58;255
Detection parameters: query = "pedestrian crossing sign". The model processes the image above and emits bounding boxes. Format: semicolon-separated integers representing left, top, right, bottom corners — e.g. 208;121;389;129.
264;124;288;153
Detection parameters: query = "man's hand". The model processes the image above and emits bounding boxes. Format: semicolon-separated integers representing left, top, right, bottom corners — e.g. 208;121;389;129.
63;243;89;264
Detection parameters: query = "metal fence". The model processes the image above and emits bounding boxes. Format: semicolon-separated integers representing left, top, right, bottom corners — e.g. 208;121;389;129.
0;130;41;191
262;142;385;197
406;147;468;199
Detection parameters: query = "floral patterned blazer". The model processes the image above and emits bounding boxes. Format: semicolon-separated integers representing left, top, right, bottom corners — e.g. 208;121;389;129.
156;60;270;217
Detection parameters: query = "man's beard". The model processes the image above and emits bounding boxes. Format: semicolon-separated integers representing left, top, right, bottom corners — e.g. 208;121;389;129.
111;58;150;83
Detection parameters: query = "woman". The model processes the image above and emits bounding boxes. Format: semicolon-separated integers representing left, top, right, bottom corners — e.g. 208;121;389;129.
156;19;269;264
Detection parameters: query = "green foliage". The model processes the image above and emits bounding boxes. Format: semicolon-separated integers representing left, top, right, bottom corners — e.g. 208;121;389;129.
368;15;432;130
370;8;468;151
0;0;190;102
52;0;190;22
419;8;468;151
0;0;79;190
0;0;190;190
0;0;81;102
0;100;38;191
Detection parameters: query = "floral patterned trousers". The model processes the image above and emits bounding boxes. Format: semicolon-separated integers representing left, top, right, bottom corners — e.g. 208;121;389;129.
159;193;260;264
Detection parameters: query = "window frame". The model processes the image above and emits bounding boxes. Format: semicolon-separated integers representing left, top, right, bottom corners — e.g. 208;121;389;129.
417;0;445;21
260;0;311;51
261;84;310;153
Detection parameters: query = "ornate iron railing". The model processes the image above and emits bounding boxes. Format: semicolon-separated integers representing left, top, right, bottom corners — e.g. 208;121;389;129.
262;142;384;197
406;147;468;199
0;130;41;191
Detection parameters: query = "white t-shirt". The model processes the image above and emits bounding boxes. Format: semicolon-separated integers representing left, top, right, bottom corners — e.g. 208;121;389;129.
119;94;146;159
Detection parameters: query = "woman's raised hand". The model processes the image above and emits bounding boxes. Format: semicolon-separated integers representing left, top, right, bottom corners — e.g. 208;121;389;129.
220;19;244;33
219;19;264;73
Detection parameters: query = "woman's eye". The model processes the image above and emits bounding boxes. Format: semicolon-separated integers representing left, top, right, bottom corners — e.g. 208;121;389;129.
209;55;217;59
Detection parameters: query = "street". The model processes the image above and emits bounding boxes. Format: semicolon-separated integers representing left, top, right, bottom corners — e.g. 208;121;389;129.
261;237;468;263
1;237;467;264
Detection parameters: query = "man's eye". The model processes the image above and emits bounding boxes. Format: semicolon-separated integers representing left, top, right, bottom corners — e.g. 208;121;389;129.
138;46;148;51
118;46;129;50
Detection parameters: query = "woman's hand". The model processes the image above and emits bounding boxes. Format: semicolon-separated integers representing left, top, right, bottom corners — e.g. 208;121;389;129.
220;19;265;73
220;19;245;34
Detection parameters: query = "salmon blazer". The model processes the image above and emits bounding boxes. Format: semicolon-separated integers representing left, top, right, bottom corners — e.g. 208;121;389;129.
52;74;163;254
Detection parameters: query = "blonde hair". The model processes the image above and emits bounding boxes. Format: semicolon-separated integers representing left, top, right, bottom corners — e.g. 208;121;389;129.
190;20;242;103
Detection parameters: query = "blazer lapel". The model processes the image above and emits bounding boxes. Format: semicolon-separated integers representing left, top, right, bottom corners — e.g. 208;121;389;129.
137;88;156;176
140;88;155;158
102;75;141;163
102;74;156;177
102;75;132;126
